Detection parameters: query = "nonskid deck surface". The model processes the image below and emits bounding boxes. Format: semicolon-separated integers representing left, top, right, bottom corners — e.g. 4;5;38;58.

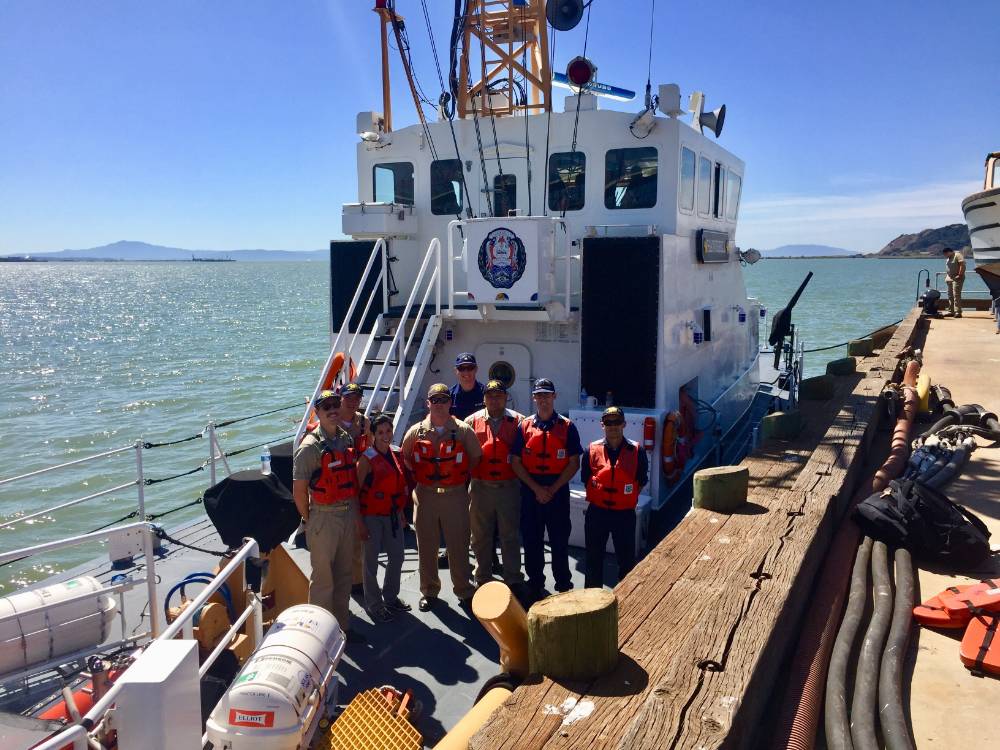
1;512;625;748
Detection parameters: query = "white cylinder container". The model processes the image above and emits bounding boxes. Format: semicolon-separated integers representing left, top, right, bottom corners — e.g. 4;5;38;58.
206;604;345;750
0;576;117;679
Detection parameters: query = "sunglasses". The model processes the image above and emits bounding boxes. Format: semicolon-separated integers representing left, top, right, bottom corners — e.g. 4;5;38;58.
318;401;341;411
602;419;625;427
429;396;452;404
456;365;477;372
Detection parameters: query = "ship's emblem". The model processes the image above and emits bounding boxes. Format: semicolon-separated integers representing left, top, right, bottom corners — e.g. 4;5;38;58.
478;228;527;289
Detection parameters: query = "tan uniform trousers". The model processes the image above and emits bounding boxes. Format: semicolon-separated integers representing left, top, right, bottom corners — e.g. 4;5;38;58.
306;502;355;631
469;478;523;586
947;276;964;317
413;484;475;600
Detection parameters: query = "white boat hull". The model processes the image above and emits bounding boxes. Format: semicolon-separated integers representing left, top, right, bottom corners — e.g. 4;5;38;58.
962;185;1000;297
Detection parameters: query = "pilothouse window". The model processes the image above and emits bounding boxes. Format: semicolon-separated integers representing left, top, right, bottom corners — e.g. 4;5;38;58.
697;156;712;215
548;152;586;212
713;164;724;218
373;162;414;205
605;147;657;209
726;173;742;220
679;147;696;212
493;173;517;217
430;159;464;215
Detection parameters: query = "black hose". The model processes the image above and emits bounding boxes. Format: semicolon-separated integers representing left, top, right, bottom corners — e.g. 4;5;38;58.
826;536;873;750
923;443;972;490
982;416;1000;442
918;410;959;440
878;547;916;750
917;447;951;485
851;540;893;750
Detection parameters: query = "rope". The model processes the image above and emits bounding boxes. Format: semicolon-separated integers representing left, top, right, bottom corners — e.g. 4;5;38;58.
215;401;302;428
147;498;203;521
761;319;903;355
224;433;296;458
542;31;556;214
144;463;207;485
521;2;532;216
143;433;202;449
563;2;592;219
154;527;230;557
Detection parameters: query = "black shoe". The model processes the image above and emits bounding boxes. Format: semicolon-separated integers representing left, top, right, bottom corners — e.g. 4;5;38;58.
385;597;412;613
458;596;474;612
345;630;367;644
554;583;573;593
438;551;450;570
368;605;394;624
418;596;438;612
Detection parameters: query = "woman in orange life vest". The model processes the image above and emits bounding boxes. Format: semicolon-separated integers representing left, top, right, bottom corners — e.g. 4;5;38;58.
510;378;584;600
355;413;412;623
291;389;364;642
581;406;649;589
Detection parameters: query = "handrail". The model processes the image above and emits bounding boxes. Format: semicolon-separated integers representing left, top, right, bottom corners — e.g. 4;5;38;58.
0;480;138;530
295;239;387;446
0;445;133;486
31;724;90;750
365;238;441;417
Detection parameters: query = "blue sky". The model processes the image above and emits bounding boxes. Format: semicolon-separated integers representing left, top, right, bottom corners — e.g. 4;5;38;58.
1;1;997;253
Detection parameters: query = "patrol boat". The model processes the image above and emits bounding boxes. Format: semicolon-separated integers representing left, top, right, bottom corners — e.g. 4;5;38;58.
961;151;1000;299
0;3;771;748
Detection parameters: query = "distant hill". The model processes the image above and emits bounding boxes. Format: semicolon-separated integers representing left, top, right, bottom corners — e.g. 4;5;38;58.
12;240;326;262
762;244;859;258
874;224;971;258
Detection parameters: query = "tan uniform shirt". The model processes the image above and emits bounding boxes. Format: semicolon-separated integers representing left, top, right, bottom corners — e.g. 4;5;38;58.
401;416;482;481
292;424;355;484
947;251;966;280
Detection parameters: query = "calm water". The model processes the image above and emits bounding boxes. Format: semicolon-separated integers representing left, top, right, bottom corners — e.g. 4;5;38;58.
0;257;985;590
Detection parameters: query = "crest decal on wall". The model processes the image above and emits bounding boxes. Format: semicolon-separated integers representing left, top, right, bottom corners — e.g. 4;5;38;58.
478;227;527;289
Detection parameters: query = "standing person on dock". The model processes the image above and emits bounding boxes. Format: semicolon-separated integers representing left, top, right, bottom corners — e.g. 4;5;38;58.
580;407;648;589
450;352;486;419
401;383;482;611
511;378;583;601
356;413;411;623
292;389;364;642
943;246;966;318
336;382;372;596
465;379;525;590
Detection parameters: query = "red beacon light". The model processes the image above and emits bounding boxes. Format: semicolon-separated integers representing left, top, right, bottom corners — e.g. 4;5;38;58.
565;56;597;90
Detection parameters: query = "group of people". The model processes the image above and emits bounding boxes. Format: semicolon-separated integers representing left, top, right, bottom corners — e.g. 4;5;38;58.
292;353;647;639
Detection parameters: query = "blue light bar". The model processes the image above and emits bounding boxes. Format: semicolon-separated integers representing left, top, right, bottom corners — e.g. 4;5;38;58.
552;72;636;102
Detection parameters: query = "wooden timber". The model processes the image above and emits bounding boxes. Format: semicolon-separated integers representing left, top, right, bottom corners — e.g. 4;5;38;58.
470;308;925;750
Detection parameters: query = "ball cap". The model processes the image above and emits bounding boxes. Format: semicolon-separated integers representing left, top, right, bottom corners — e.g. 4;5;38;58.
339;382;364;398
455;352;477;366
602;406;626;423
313;389;342;407
484;379;507;394
427;383;451;399
532;378;556;394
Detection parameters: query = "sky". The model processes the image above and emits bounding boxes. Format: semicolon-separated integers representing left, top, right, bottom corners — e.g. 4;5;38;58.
1;1;997;254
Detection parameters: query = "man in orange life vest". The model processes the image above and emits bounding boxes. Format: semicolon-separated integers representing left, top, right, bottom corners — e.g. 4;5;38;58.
465;379;525;588
356;412;411;623
510;378;583;598
401;383;483;611
292;389;365;640
336;382;373;595
581;406;648;588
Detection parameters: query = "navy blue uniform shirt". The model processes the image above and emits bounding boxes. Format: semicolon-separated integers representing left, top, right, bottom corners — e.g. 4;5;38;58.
449;381;485;420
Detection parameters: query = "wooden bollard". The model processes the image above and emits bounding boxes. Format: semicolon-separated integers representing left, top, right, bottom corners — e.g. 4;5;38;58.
527;589;618;680
847;338;874;357
800;374;835;400
761;410;803;440
693;465;749;513
826;356;857;376
472;582;529;678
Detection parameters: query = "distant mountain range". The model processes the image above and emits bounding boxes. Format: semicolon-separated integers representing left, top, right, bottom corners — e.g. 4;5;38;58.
3;240;326;262
873;224;971;257
761;244;860;258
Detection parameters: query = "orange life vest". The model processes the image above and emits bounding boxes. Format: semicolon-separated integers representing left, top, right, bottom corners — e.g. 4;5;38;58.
410;426;470;487
586;440;641;510
308;440;358;505
470;411;520;481
359;447;408;516
519;416;572;476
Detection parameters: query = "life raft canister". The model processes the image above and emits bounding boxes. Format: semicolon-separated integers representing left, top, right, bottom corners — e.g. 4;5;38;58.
411;429;470;486
519;417;572;475
586;439;641;510
359;447;408;516
309;442;358;505
470;411;520;481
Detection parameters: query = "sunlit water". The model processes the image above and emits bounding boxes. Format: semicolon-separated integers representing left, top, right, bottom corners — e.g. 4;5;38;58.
0;257;984;590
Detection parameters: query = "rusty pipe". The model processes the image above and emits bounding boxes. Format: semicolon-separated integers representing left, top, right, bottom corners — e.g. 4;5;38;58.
872;360;921;493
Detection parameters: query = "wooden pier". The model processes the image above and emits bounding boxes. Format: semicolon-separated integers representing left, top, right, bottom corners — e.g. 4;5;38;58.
471;309;925;749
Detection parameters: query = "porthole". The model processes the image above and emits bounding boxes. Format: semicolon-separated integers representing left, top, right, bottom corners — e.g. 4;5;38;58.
489;361;516;389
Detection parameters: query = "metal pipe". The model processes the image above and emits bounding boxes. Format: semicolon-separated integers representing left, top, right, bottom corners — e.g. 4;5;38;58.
825;536;873;750
0;445;133;486
878;547;916;750
134;440;146;519
208;422;217;486
850;540;893;750
0;521;152;565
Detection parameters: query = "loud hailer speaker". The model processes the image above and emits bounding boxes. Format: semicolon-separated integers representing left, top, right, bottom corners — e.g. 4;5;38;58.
203;470;301;553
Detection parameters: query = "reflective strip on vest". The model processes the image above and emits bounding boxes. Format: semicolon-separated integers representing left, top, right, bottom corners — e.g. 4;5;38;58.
411;432;469;487
471;414;518;481
586;441;640;510
519;418;571;476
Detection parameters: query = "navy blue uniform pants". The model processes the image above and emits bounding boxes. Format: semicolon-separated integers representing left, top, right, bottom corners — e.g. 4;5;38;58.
519;482;572;593
584;504;636;589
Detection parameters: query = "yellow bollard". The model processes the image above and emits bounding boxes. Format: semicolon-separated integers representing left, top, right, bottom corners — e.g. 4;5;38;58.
916;371;932;414
471;582;529;678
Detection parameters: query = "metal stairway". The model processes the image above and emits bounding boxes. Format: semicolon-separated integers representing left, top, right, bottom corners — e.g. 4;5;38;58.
294;238;445;445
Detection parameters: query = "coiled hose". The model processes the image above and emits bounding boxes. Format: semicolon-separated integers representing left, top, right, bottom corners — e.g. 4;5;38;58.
878;547;916;750
850;541;893;750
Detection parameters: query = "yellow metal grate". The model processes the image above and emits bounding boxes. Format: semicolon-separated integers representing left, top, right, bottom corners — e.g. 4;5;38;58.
318;689;422;750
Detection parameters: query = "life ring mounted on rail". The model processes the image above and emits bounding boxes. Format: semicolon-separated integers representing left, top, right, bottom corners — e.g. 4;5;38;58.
305;351;356;432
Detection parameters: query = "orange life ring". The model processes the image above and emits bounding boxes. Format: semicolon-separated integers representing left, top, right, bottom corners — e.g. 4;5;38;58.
305;352;357;431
